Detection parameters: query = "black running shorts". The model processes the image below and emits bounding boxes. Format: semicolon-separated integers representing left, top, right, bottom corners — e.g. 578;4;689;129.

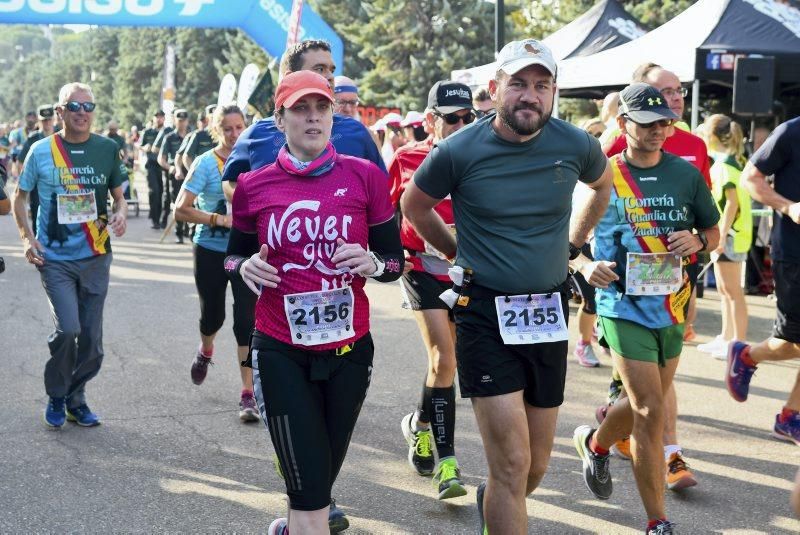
400;269;451;311
250;331;374;511
773;261;800;343
453;284;569;408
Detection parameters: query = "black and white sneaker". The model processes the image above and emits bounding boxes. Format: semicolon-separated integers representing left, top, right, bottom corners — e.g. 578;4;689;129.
573;425;613;500
476;481;486;534
401;412;435;476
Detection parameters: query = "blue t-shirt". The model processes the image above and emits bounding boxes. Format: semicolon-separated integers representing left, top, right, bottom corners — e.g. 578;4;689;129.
594;153;719;329
19;133;126;261
222;114;386;182
751;117;800;263
183;150;230;253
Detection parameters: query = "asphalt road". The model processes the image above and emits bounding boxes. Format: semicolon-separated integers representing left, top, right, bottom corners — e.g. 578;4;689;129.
1;179;799;534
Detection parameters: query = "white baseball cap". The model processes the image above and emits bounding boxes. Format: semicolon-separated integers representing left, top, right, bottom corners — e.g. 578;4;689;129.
401;111;425;127
496;39;557;79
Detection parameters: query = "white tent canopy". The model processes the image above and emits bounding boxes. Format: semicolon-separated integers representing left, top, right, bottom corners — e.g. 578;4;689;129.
556;0;728;89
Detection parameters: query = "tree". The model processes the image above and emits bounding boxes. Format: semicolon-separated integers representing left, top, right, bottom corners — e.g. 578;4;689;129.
334;0;496;111
113;28;171;129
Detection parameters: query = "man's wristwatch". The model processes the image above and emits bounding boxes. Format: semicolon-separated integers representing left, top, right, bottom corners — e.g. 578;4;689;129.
694;231;708;252
569;242;582;261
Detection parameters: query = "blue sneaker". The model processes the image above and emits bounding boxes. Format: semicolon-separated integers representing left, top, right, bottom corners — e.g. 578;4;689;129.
44;397;66;428
328;499;349;533
66;404;101;427
773;412;800;446
726;341;756;402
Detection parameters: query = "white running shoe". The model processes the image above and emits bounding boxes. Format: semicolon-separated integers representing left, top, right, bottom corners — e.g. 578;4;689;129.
697;335;727;354
575;341;601;367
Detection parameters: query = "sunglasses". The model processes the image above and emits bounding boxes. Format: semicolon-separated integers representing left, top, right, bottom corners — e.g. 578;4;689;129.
475;109;493;119
625;116;674;129
434;110;476;125
63;101;96;113
176;113;188;119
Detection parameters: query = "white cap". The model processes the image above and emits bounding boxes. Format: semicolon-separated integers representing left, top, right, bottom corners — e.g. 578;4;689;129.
401;111;425;127
496;39;557;79
382;112;403;127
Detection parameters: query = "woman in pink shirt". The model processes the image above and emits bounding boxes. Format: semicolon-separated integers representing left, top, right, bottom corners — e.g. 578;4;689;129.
224;71;403;535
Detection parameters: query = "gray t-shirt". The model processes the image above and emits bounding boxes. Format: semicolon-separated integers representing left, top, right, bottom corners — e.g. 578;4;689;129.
413;115;607;293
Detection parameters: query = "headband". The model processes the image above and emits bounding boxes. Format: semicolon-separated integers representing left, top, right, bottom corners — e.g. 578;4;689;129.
334;85;358;94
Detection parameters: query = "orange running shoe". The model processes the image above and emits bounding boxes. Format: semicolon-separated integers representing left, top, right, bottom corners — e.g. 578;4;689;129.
610;437;631;460
666;452;698;490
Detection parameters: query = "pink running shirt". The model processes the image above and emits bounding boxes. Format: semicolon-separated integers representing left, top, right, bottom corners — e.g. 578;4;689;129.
232;154;394;351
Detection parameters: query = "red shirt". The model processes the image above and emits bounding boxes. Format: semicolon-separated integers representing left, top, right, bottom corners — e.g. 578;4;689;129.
232;154;394;351
605;127;712;189
389;138;454;281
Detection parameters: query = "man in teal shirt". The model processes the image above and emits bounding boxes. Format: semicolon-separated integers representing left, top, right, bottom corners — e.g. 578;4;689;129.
12;82;128;429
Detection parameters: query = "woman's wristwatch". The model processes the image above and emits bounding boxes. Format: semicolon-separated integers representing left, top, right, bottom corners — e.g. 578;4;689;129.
367;251;385;278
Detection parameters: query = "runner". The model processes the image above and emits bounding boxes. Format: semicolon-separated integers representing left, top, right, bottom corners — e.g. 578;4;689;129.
573;83;719;535
11;82;128;428
19;105;56;237
390;81;475;499
602;64;712;489
379;112;405;165
697;115;751;358
402;40;614;534
158;109;190;243
221;40;385;200
726;116;800;445
223;71;403;534
174;104;259;422
140;110;166;229
401;111;427;143
333;76;360;118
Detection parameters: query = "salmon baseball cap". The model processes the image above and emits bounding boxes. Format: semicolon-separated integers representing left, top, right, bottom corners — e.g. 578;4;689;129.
275;71;334;110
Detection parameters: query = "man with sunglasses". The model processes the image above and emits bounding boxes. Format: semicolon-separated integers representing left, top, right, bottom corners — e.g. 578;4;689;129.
18;105;56;237
390;80;474;501
403;39;615;534
573;83;719;535
12;82;128;429
601;63;713;493
158;108;190;243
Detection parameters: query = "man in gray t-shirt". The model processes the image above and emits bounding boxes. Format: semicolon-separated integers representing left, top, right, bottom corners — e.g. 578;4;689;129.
402;39;617;534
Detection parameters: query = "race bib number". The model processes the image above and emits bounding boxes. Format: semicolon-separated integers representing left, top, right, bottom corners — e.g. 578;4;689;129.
626;252;682;296
494;292;568;345
284;288;355;347
57;191;98;224
424;224;456;261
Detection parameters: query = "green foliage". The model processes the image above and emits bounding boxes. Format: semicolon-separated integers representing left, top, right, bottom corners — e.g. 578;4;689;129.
318;0;496;111
0;25;271;128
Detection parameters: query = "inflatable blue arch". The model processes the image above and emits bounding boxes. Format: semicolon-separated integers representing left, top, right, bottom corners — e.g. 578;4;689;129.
0;0;344;70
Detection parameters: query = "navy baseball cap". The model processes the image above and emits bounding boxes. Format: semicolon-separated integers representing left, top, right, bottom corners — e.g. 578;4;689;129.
427;81;473;114
618;83;679;123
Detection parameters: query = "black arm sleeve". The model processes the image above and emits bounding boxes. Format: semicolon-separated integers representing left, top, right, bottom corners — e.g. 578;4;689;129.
224;227;260;282
368;218;404;283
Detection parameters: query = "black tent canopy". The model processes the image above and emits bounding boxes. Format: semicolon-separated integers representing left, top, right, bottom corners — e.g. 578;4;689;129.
451;0;647;89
